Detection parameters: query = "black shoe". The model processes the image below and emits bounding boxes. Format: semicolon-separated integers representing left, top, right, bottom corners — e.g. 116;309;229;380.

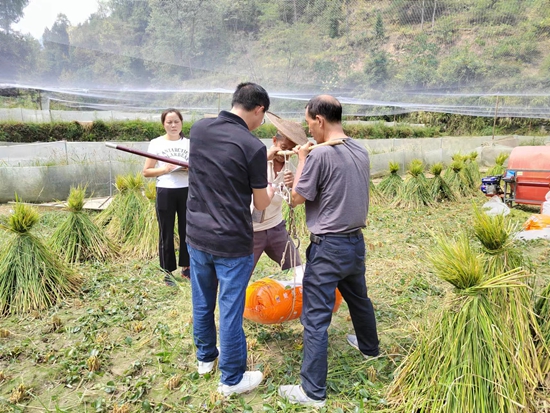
181;267;190;280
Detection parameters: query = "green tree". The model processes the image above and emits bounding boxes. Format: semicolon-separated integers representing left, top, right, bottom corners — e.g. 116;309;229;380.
144;0;230;82
0;0;29;33
327;2;342;38
398;33;439;87
314;60;340;90
375;13;385;39
223;0;261;34
0;32;39;80
364;51;391;86
437;47;486;85
258;21;318;85
64;8;150;87
42;14;70;80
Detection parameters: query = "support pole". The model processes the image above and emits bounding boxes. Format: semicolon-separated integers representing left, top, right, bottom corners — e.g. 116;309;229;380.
492;95;500;143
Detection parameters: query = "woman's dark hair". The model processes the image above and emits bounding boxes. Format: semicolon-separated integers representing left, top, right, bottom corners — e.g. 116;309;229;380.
305;96;342;123
161;108;183;124
231;82;270;112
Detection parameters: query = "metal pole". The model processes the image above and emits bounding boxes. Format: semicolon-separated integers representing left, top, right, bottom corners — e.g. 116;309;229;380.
109;149;112;198
492;95;500;143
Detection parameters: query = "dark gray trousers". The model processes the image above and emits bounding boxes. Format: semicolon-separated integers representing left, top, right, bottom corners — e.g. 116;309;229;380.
300;232;379;401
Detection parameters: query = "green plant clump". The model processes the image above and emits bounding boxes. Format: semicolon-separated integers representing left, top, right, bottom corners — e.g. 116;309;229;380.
387;233;539;413
50;186;119;263
429;162;456;202
394;159;432;209
0;202;81;315
378;162;403;199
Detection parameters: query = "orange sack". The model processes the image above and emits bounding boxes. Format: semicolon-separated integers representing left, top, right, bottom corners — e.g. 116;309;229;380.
244;277;343;324
522;214;550;231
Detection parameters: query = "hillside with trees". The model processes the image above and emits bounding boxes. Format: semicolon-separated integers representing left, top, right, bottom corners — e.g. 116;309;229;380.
1;0;550;116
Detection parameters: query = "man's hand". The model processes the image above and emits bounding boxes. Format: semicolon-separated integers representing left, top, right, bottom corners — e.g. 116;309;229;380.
294;142;313;162
267;145;279;161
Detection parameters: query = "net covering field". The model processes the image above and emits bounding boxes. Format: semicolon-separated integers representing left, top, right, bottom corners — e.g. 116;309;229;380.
1;0;550;118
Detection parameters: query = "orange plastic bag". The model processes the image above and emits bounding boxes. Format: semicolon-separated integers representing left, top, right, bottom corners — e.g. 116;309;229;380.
522;214;550;230
244;277;343;324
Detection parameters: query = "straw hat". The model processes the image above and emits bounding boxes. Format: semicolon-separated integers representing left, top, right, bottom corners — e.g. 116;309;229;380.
265;112;308;146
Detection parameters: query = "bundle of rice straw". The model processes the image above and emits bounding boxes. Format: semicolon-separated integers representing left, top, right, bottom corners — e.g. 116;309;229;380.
472;206;544;382
377;162;403;200
96;173;149;246
487;152;509;176
535;285;550;375
369;179;387;206
120;180;159;259
429;162;456;202
394;159;432;209
463;151;482;191
387;233;539;412
0;201;81;315
443;159;472;197
50;186;119;263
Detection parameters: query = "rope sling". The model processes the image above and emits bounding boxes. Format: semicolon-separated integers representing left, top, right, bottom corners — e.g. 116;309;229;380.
272;153;301;322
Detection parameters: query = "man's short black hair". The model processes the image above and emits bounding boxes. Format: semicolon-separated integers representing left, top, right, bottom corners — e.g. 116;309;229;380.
305;95;342;123
231;82;270;112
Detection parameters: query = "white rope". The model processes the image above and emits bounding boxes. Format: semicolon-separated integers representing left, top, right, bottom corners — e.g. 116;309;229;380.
275;152;302;322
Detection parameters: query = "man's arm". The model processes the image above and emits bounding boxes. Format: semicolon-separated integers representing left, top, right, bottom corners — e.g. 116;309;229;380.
291;143;313;206
253;185;275;210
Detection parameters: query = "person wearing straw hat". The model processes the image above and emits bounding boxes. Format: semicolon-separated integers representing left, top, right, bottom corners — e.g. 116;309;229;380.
278;95;379;407
251;112;308;274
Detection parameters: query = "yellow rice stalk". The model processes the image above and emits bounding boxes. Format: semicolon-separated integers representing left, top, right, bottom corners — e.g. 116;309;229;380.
393;160;433;209
115;174;130;192
472;206;544;384
50;186;119;263
369;179;387;206
429;163;456;202
443;160;472;197
487;152;510;176
0;202;81;315
98;173;148;245
378;161;403;199
66;185;85;212
121;191;158;260
144;180;156;201
387;233;538;412
463;151;482;190
95;172;145;228
535;285;550;374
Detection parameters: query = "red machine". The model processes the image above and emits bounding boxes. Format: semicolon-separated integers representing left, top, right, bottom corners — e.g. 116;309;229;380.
503;146;550;207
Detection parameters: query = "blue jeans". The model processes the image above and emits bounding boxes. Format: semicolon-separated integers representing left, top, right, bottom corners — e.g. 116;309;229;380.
300;233;379;401
187;245;254;385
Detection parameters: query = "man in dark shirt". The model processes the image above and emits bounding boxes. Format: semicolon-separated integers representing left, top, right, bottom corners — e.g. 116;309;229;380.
186;82;274;396
278;95;380;407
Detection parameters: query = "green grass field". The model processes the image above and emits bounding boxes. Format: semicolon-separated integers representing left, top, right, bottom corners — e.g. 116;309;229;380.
0;196;549;412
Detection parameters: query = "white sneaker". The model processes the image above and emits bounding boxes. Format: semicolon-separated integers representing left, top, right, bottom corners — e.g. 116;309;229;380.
217;371;263;396
197;347;220;374
346;334;372;360
198;360;215;374
278;385;326;407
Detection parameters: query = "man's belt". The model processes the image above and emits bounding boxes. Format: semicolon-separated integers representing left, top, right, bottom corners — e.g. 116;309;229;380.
309;229;363;244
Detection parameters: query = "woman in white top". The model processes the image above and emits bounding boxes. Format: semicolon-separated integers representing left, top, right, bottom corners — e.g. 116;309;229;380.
143;109;190;286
